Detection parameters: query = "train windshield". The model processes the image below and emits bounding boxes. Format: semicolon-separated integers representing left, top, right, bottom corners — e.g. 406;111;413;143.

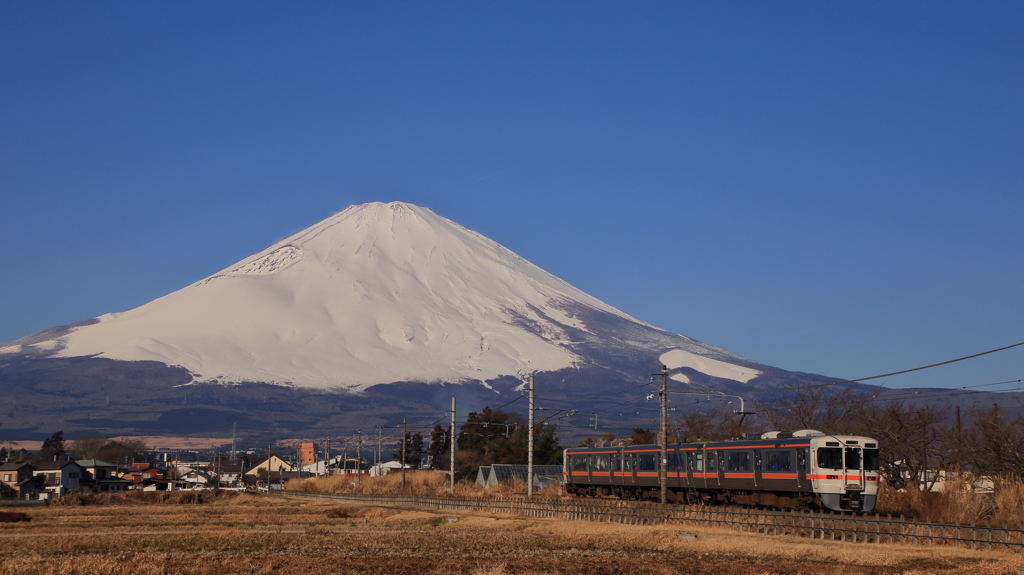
844;447;861;469
817;447;843;470
864;448;880;471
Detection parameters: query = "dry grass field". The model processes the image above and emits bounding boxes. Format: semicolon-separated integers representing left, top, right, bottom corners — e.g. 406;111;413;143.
0;492;1019;575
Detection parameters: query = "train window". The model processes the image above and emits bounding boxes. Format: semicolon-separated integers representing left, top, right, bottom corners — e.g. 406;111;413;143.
706;452;717;472
571;455;588;472
638;454;657;472
668;452;683;471
845;447;861;469
612;454;622;472
864;449;880;471
591;454;610;471
817;448;842;470
763;450;792;472
624;454;633;472
726;451;750;472
694;453;704;472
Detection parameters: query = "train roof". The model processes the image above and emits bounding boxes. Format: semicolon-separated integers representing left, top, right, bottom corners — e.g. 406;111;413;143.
566;433;877;453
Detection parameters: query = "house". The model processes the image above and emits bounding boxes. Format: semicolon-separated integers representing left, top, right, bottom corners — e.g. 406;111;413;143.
242;455;292;481
0;462;37;500
122;466;170;490
370;461;407;477
177;466;214;488
123;466;166;484
32;460;86;498
76;459;132;494
218;462;246;487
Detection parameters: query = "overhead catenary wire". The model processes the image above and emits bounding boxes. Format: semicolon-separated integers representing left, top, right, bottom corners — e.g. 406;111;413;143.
736;341;1024;393
535;383;656;402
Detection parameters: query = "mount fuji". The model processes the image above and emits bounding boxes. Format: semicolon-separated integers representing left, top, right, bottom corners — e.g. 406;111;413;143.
3;202;763;389
0;202;834;440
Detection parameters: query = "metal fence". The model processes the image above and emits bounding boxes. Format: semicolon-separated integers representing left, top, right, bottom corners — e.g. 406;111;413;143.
280;490;1024;552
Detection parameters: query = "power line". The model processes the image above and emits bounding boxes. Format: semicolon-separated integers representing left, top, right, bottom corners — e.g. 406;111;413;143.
742;341;1024;393
535;382;655;402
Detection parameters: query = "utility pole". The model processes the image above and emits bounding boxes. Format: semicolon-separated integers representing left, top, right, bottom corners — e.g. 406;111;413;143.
377;427;382;472
955;406;962;474
401;418;407;489
653;364;668;505
357;430;362;486
450;396;456;495
528;374;535;497
326;436;331;477
230;422;237;462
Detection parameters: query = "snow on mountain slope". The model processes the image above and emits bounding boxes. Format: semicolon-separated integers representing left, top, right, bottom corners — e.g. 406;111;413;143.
661;349;761;383
1;202;761;390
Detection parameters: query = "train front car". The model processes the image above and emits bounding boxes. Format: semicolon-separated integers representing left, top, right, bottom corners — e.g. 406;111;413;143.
809;435;880;512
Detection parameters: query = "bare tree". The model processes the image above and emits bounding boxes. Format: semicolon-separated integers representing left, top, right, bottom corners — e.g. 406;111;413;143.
672;402;746;441
755;386;871;434
963;403;1024;478
69;434;108;459
856;400;951;491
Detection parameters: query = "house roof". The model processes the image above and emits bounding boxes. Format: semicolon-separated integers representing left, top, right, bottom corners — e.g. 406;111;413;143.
33;461;84;471
242;455;294;476
0;462;34;472
76;459;116;468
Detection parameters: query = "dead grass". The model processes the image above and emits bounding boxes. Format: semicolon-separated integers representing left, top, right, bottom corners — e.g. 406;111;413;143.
0;493;1017;574
285;469;490;497
875;476;1024;527
53;490;239;507
286;470;560;499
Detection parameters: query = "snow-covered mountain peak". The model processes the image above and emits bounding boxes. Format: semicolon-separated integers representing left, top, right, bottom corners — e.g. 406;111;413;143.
2;201;762;391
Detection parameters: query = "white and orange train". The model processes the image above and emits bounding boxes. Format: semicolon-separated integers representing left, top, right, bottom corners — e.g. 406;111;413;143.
562;430;880;512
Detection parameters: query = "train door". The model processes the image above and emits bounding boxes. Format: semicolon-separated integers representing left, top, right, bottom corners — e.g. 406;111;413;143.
705;448;719;487
614;449;625;488
624;452;635;485
796;448;807;489
753;449;762;487
845;445;865;491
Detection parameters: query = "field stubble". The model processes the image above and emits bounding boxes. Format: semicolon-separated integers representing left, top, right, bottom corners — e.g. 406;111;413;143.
0;492;1017;574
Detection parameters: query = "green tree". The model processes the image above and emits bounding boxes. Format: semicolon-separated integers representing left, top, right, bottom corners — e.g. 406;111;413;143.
453;406;563;480
394;432;425;469
428;425;451;470
37;431;66;462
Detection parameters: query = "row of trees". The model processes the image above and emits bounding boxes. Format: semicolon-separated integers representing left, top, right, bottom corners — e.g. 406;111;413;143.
394;406;563;481
3;431;148;464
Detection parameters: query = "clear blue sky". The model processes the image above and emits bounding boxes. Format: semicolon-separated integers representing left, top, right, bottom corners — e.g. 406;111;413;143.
2;2;1022;390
